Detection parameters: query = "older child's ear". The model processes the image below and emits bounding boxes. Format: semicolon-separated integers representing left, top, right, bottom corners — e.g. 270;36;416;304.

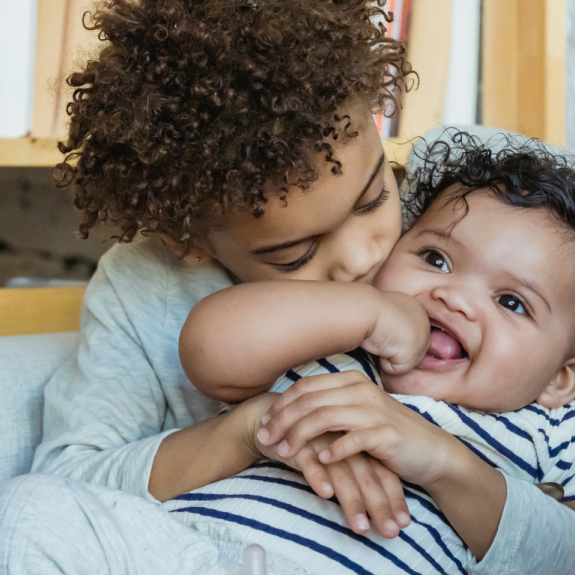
159;233;216;266
182;246;216;267
537;361;575;409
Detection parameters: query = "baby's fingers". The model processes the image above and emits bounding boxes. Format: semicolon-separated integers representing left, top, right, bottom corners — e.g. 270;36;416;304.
267;405;371;458
347;454;400;539
371;462;411;530
265;371;368;419
319;427;396;465
326;460;371;534
296;448;335;500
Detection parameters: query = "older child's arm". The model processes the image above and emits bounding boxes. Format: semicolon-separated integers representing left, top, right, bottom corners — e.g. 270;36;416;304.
179;281;429;403
151;390;411;539
149;392;276;501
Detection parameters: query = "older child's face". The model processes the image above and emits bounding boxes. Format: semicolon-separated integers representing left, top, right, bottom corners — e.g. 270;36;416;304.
374;191;575;413
201;102;401;283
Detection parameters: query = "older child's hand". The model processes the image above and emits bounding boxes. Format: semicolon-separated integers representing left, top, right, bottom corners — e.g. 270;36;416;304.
255;429;410;538
364;291;430;375
257;371;461;490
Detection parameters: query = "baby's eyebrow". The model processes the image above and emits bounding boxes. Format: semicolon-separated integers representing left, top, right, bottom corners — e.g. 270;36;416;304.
250;151;386;256
414;228;457;244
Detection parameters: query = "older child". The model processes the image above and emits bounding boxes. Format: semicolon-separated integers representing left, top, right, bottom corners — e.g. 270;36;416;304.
34;0;412;510
177;137;575;573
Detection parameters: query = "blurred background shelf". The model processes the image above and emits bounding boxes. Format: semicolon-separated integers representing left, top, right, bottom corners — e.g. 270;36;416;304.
0;138;61;167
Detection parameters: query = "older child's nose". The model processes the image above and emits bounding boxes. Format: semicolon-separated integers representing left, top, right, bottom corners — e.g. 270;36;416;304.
430;283;478;321
330;237;385;282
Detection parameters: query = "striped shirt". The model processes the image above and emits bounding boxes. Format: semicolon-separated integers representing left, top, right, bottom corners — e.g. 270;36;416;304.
164;351;575;574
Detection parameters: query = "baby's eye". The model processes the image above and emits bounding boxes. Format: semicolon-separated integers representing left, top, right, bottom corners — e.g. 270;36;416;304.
496;294;527;315
423;250;449;272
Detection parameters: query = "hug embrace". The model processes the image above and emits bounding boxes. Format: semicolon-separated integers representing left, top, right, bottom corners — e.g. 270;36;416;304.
1;1;575;574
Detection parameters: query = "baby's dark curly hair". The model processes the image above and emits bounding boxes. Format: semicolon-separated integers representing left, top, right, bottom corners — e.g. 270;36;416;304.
404;131;575;235
53;0;414;251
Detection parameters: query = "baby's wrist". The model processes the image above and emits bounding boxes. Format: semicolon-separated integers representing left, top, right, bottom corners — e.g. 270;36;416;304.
422;435;478;495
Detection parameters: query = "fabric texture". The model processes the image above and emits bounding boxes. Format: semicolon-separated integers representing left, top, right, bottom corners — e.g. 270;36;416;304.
0;473;309;575
30;236;234;500
0;331;78;482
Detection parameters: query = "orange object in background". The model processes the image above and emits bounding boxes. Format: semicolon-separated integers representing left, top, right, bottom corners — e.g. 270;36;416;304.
0;285;86;336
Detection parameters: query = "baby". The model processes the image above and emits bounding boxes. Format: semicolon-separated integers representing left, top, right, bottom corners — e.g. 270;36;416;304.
171;137;575;574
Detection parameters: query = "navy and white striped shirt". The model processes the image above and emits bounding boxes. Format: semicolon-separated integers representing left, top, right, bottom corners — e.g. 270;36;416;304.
165;352;575;574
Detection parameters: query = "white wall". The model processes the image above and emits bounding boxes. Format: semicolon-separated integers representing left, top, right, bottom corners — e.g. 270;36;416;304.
0;0;39;137
442;0;481;126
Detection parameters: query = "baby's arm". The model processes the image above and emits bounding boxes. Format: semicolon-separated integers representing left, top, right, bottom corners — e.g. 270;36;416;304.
180;281;429;403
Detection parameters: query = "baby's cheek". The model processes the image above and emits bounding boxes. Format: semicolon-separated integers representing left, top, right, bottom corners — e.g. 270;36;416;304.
372;258;410;294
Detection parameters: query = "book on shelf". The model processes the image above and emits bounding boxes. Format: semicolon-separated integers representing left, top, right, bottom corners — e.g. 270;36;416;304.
375;0;415;140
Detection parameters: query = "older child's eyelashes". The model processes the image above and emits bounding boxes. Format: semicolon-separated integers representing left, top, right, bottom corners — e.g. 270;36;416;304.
273;242;319;273
496;294;528;316
355;187;390;215
420;249;450;272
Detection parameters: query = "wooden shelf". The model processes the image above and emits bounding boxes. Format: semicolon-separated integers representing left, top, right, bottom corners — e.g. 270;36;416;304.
1;136;413;168
0;285;86;336
0;138;62;167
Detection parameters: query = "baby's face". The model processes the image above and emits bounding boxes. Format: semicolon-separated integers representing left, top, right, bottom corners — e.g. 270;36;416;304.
374;190;575;412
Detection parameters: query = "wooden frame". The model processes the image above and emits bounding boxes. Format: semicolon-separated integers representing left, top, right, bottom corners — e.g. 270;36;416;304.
482;0;566;145
0;285;86;337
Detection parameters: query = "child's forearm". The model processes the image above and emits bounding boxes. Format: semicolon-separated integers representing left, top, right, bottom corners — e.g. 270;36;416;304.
424;441;507;560
149;393;277;502
179;281;384;402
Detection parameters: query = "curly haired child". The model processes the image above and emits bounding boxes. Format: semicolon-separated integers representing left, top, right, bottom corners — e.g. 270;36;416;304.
1;1;420;573
31;0;422;525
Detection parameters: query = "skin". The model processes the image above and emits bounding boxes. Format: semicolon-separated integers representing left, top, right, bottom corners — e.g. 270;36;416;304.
151;98;409;538
181;283;429;402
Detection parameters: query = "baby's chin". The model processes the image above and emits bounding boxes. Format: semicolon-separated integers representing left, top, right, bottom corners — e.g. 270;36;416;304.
382;370;464;406
382;371;441;398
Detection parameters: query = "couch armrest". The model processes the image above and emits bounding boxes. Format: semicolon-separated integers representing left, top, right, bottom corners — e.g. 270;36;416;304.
0;331;79;482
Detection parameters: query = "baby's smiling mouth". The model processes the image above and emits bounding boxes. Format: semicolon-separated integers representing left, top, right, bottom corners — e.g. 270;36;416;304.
427;326;467;359
421;321;469;369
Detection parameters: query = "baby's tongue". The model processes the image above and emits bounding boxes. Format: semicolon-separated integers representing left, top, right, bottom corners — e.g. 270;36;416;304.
427;327;463;360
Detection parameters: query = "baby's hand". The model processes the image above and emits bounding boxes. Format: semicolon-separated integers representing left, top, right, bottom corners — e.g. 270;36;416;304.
256;429;410;538
364;291;430;375
258;371;460;490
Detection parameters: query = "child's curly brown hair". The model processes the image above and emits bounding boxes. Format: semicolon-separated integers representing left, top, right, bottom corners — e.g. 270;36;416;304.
54;0;415;252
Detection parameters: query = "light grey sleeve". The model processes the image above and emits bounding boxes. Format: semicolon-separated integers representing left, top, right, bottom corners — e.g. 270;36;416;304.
471;474;575;575
30;240;234;501
31;247;176;501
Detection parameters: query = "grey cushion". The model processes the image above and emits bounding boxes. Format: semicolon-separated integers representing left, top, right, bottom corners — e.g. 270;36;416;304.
0;331;78;482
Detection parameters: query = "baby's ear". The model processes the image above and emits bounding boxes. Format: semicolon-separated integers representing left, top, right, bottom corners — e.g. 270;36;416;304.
537;360;575;409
